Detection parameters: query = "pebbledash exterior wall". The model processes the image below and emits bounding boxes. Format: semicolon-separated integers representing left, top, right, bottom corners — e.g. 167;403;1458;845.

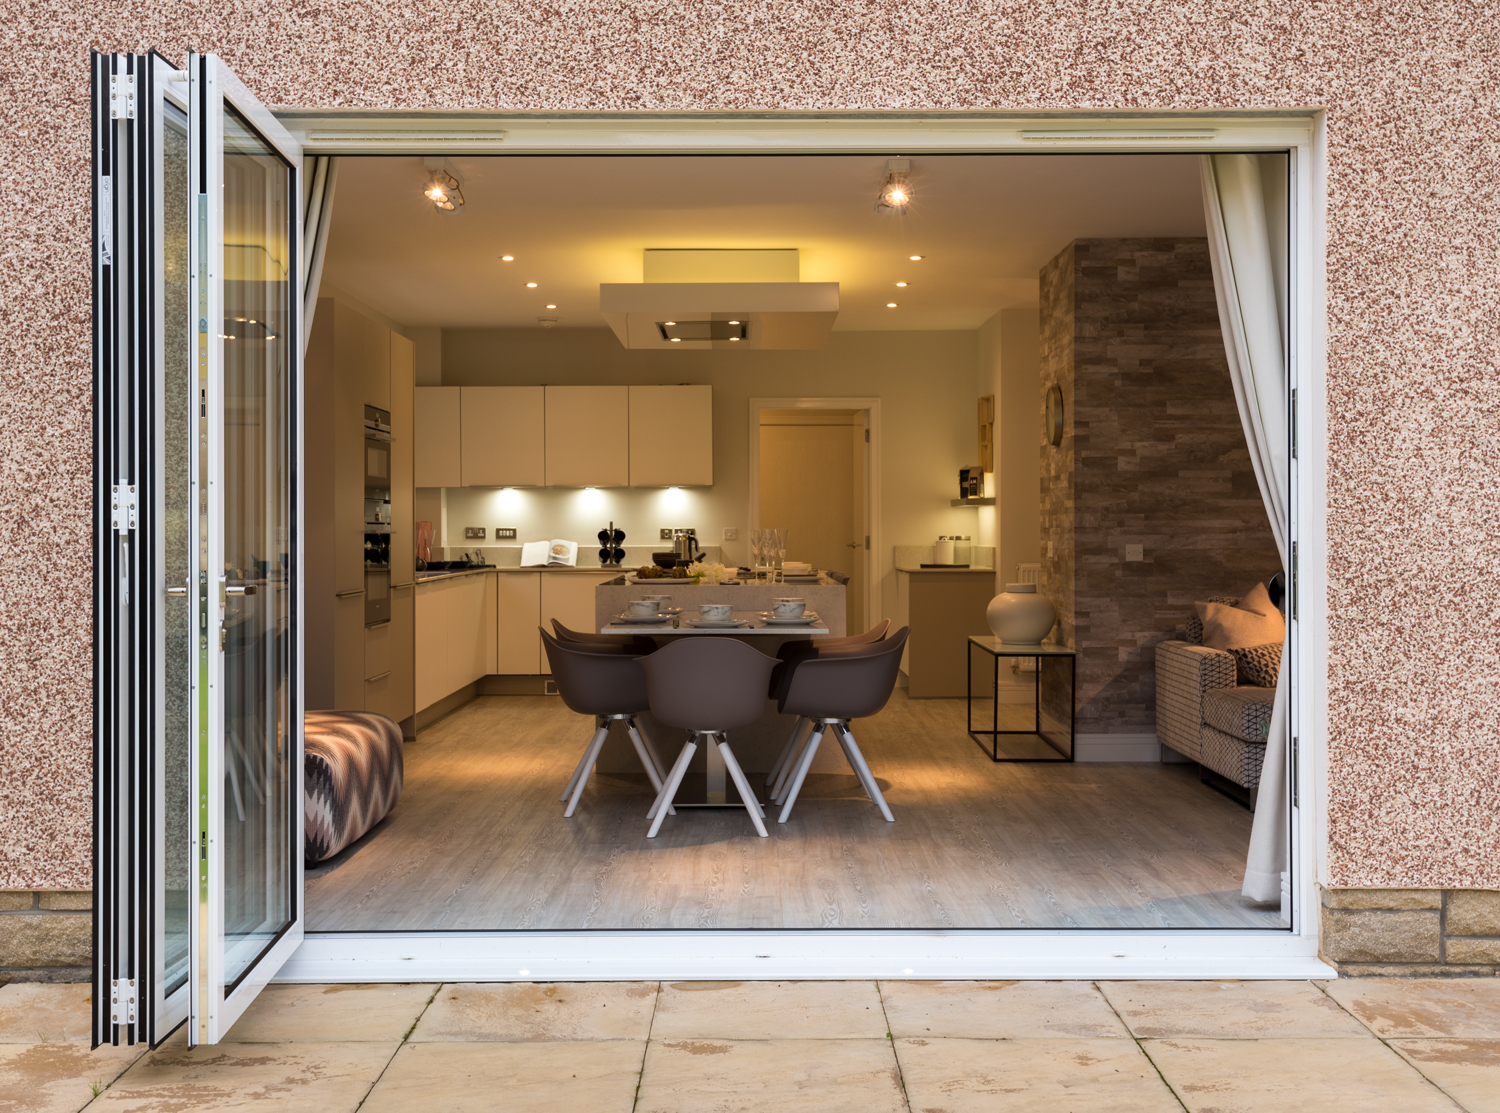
2;4;1498;979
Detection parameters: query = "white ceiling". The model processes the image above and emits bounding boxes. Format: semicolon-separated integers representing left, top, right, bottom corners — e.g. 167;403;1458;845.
320;153;1206;332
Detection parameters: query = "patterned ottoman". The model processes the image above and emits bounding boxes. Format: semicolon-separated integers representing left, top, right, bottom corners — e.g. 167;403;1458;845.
304;710;404;864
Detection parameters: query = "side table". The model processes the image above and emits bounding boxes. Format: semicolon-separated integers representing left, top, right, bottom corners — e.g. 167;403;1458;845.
966;636;1076;762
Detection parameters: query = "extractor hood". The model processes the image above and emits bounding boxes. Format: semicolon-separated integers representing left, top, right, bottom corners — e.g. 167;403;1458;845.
599;282;840;350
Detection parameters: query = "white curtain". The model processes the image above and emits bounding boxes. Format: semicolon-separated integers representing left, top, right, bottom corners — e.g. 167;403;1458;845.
1201;153;1291;906
302;156;339;350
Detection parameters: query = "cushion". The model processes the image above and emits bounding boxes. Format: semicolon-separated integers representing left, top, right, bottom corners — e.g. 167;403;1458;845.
305;710;404;864
1185;596;1241;645
1203;686;1276;742
1197;591;1285;650
1201;723;1268;789
1230;641;1282;687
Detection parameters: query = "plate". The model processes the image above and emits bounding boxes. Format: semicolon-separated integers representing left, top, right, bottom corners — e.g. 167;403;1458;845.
611;612;672;624
682;617;751;628
761;613;821;626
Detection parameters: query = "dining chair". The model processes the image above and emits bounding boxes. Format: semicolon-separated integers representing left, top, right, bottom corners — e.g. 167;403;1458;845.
551;620;656;656
639;638;779;838
765;619;892;797
773;627;910;824
539;628;670;818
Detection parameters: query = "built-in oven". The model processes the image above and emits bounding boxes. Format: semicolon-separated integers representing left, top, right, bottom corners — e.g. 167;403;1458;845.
363;405;393;626
364;405;392;487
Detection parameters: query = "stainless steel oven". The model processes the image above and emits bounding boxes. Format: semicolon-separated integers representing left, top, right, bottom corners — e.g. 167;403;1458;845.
364;405;392;488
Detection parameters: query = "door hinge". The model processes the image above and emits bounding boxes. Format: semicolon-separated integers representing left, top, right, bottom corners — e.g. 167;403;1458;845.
864;428;870;443
111;484;137;534
110;73;136;120
1291;388;1298;460
98;175;113;267
110;978;137;1025
864;535;870;550
1291;734;1299;808
1290;540;1298;621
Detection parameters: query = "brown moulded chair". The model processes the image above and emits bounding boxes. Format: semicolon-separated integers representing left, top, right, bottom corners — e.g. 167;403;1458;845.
539;628;671;818
639;638;780;839
774;627;910;824
551;619;656;657
764;619;892;794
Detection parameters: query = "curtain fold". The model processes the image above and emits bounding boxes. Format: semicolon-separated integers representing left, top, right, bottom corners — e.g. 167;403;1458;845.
1200;153;1291;906
301;156;339;351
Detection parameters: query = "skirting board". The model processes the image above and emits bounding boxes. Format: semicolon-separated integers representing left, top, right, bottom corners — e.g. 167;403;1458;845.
279;930;1331;983
1075;733;1161;762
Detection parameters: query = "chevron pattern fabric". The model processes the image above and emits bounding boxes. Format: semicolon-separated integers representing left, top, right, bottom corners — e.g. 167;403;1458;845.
304;710;404;864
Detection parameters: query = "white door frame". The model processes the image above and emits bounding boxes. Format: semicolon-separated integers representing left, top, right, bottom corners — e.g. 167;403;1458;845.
274;110;1328;979
748;397;880;634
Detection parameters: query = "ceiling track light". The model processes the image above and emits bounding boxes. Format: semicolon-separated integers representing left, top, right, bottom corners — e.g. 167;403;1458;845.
875;157;912;215
422;157;465;212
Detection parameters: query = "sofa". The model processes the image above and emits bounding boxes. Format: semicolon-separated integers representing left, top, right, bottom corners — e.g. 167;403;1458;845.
1155;594;1277;806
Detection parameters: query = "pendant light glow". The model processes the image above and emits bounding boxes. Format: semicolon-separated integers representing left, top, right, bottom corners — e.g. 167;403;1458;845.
875;158;913;215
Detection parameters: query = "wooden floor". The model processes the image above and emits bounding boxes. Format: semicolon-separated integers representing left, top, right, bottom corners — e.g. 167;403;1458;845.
305;692;1283;931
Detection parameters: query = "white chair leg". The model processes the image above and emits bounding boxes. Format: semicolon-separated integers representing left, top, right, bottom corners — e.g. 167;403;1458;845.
647;739;697;838
771;720;813;804
837;724;894;822
626;718;674;815
765;717;808;787
719;740;768;837
563;725;611;818
777;727;824;823
560;719;605;802
832;728;877;804
629;717;669;781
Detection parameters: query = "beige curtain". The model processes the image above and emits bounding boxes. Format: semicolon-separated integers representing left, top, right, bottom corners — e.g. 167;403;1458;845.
301;156;338;350
1200;153;1291;907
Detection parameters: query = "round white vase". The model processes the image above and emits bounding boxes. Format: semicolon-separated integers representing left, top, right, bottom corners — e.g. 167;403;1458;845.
987;583;1056;645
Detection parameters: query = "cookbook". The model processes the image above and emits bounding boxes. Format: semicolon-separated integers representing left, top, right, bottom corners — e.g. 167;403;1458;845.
520;539;579;567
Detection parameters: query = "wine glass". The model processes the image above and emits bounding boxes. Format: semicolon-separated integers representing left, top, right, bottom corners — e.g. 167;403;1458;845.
749;529;765;583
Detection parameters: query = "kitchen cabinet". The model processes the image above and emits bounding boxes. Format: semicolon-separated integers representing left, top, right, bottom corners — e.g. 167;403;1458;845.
390;333;415;586
539;572;620;674
461;386;546;487
334;302;383;596
388;583;415;726
896;569;996;698
332;592;366;710
415;573;497;713
495;572;542;674
629;384;713;486
414;386;462;488
544;385;629;487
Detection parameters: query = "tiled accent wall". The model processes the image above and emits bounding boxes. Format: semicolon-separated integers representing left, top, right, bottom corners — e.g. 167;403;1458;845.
1038;239;1282;734
0;891;91;983
1321;888;1500;975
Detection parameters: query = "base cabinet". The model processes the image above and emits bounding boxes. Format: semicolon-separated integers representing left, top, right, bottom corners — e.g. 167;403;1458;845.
332;593;366;709
897;571;997;698
415;574;498;713
539;573;620;674
495;573;543;674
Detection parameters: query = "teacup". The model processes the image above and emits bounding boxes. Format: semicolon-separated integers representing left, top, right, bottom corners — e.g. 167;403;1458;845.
772;597;806;619
641;595;673;606
699;602;733;621
627;599;660;618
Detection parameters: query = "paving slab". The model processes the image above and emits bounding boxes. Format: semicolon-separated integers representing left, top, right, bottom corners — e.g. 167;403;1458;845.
0;984;94;1044
1098;980;1371;1039
879;980;1128;1039
651;981;886;1040
227;983;436;1042
0;1042;144;1113
1144;1036;1462;1112
93;1040;397;1112
896;1036;1181;1112
413;982;657;1042
1391;1039;1500;1113
1323;977;1500;1038
361;1040;643;1113
636;1037;906;1113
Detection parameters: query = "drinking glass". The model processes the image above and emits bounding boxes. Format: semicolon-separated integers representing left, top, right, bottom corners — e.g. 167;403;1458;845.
749;529;764;582
772;528;789;584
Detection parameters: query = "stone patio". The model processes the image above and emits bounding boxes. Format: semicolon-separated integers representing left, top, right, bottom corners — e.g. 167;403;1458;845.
0;978;1496;1111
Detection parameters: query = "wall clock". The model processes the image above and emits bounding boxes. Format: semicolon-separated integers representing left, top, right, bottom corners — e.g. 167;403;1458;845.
1045;385;1064;446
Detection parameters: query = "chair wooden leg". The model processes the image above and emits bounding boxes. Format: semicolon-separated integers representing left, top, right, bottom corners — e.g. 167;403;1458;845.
765;717;808;787
563;725;611;818
777;727;824;823
560;719;605;803
647;739;697;838
836;724;894;822
718;740;768;837
626;719;674;815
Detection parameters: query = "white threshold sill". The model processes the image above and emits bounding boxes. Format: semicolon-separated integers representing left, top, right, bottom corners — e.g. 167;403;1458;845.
279;929;1332;983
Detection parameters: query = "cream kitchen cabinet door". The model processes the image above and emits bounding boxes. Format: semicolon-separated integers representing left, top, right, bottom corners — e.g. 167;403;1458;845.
461;386;545;487
494;572;542;674
414;386;462;488
629;384;713;486
415;573;497;712
544;385;629;486
539;572;619;674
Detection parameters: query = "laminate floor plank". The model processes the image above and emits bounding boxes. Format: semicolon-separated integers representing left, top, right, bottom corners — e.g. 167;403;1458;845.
305;692;1282;932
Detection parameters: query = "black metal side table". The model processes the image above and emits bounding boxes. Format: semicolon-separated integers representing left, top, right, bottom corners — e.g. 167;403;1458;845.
966;636;1076;762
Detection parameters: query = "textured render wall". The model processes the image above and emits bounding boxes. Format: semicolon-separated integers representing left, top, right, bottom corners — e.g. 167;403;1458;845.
1040;239;1282;734
2;4;1498;891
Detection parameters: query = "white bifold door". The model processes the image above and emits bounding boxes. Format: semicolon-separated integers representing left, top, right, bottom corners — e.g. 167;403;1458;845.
92;51;304;1047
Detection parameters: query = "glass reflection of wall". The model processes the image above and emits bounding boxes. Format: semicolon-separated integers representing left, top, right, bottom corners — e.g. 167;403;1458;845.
220;106;293;988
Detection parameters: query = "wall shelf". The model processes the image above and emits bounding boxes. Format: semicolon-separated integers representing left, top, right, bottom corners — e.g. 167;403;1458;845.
950;497;995;507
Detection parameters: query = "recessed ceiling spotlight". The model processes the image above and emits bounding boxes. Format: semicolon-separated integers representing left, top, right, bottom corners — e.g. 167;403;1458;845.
887;302;898;308
546;304;557;309
875;157;912;215
669;337;682;342
526;282;538;288
728;320;740;325
664;321;676;326
501;255;514;261
729;336;740;342
895;282;907;287
909;255;923;261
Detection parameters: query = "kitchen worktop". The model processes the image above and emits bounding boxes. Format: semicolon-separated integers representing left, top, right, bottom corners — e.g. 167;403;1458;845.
414;565;627;584
895;565;996;574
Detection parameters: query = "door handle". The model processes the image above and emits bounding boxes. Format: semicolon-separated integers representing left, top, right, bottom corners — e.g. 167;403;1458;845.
845;542;860;548
166;586;188;596
225;585;257;596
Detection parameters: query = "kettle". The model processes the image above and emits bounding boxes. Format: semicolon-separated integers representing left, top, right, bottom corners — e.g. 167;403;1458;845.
673;529;702;564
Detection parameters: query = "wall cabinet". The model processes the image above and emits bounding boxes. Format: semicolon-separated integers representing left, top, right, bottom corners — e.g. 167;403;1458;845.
414;386;461;488
461;386;546;487
544;385;629;487
415;573;497;713
628;384;712;486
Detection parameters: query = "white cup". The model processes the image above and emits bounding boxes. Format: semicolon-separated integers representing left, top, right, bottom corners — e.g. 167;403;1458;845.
641;595;673;606
627;599;660;618
772;597;806;618
699;602;733;621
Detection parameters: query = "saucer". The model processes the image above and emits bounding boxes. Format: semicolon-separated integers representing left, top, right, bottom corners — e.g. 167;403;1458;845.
761;612;820;625
682;617;750;628
612;612;671;624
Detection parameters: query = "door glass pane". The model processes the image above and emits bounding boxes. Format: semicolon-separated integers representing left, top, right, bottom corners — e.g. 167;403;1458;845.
220;106;293;988
162;100;192;997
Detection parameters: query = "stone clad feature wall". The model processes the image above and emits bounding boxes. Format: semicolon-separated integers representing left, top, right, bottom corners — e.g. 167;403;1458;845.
1039;239;1281;735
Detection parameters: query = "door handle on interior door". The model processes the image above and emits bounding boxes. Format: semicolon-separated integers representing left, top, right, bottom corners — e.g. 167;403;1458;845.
846;542;860;548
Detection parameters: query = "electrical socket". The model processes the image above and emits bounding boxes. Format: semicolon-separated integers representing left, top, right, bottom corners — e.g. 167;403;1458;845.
464;527;486;540
1125;544;1144;562
495;527;517;540
660;528;674;540
723;527;738;541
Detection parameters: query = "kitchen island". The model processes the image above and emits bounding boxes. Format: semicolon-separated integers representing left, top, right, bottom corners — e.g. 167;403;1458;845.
595;573;848;637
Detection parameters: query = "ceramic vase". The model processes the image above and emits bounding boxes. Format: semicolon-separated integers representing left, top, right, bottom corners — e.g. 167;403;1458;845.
987;583;1056;645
